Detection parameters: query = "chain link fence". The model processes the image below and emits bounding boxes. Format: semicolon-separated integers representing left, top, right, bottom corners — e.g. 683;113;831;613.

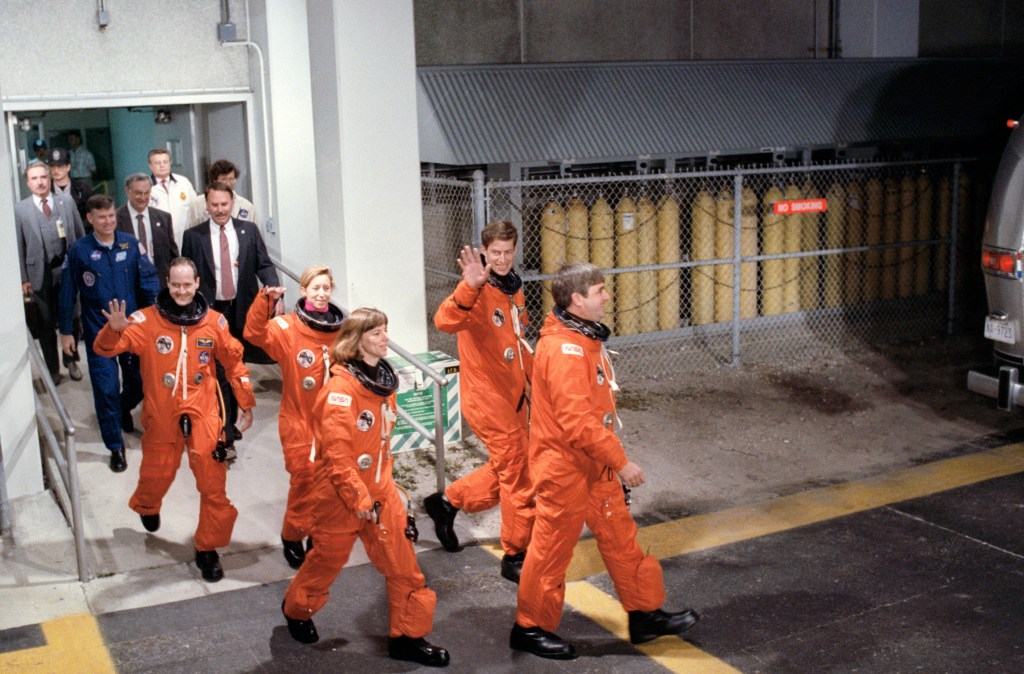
423;159;991;380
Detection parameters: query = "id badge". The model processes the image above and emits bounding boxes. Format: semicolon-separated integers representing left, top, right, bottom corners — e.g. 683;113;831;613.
55;219;66;239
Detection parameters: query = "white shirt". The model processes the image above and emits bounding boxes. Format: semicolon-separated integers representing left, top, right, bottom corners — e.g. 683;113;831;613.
129;206;154;256
209;219;239;300
149;173;197;251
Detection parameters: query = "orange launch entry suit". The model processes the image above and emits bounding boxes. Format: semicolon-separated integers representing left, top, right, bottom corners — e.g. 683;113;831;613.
433;278;534;555
283;361;436;639
94;293;255;552
515;310;664;632
244;292;344;542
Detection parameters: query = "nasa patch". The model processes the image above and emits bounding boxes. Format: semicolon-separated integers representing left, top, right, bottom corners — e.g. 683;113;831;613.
492;308;505;327
155;335;174;354
327;392;352;407
82;271;95;287
296;349;315;368
198;350;210;365
561;343;584;357
90;250;102;261
239;208;249;219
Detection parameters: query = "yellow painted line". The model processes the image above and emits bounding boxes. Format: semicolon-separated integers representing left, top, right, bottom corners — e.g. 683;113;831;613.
565;581;741;673
565;442;1024;581
0;613;115;673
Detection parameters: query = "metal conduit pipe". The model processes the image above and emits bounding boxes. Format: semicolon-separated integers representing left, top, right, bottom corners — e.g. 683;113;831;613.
270;257;450;491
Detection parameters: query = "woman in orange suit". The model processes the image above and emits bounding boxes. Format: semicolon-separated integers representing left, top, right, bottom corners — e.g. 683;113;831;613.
244;265;345;569
281;308;450;668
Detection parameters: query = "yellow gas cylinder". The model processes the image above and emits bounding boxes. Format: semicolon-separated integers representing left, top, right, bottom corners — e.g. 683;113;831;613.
935;175;951;292
822;183;845;308
740;187;758;319
761;185;785;316
637;195;659;332
657;194;681;330
690;189;716;325
914;173;933;295
589;196;615;331
540;200;566;318
566;196;590;264
844;181;865;305
782;184;802;313
799;183;821;310
864;177;883;301
897;174;916;298
714;190;734;323
881;177;899;300
615;195;639;335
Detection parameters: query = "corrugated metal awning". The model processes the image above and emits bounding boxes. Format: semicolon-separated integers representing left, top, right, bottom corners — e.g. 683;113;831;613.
417;59;1024;166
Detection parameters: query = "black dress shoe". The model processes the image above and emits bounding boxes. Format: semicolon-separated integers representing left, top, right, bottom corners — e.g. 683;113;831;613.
140;513;160;532
500;552;525;584
509;623;577;660
424;492;461;552
282;536;305;569
388;635;450;667
195;549;224;582
109;448;127;473
282;600;319;644
628;608;700;644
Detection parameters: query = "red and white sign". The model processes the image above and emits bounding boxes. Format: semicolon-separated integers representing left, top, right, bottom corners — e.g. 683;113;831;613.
772;198;828;215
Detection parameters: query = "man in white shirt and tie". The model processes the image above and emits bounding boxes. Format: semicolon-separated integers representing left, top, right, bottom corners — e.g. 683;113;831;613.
147;148;197;252
117;173;178;288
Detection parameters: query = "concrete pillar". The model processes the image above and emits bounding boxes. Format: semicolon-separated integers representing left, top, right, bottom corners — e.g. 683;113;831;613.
302;0;428;351
840;0;919;58
0;86;45;498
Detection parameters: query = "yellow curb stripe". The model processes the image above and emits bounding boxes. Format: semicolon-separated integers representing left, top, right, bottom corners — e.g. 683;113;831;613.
0;613;115;673
565;442;1024;581
565;581;742;673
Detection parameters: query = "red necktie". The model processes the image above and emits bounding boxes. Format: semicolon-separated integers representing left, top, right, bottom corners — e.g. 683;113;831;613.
160;178;167;192
41;197;51;217
219;225;236;300
136;213;148;251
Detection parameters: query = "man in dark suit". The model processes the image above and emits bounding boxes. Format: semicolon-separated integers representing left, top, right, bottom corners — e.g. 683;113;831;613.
182;182;279;455
15;161;85;381
48;147;93;225
117;173;178;288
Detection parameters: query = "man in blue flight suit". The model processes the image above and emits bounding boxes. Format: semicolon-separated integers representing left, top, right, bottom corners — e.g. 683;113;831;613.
59;194;159;472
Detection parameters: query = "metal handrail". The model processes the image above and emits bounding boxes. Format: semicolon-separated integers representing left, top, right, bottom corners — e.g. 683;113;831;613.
269;257;451;491
25;329;89;582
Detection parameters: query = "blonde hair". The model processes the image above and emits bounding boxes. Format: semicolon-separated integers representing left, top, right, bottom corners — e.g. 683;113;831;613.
299;264;334;290
330;307;388;364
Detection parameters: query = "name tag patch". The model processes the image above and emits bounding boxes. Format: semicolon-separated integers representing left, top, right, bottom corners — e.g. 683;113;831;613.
328;392;352;407
561;343;584;357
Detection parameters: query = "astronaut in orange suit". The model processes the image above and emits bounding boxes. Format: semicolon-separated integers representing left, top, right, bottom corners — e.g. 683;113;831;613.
509;263;699;660
94;257;255;583
243;264;344;569
425;220;534;583
281;308;450;668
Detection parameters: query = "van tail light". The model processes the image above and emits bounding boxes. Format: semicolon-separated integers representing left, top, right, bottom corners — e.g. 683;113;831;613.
982;247;1022;278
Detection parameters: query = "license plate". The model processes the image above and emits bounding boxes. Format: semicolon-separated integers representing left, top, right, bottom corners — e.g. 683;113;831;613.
985;317;1016;345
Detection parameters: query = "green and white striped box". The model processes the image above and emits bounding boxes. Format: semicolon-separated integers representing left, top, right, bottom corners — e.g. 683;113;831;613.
389;351;461;453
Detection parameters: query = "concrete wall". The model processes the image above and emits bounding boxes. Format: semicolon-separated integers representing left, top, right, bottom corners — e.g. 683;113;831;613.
414;0;1024;65
0;0;249;97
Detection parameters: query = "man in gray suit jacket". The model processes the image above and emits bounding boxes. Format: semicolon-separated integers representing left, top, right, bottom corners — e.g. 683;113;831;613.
117;173;178;288
16;162;85;380
182;182;278;455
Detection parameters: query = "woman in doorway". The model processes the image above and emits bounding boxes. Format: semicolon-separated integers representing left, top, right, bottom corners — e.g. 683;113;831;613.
243;265;344;569
280;308;450;667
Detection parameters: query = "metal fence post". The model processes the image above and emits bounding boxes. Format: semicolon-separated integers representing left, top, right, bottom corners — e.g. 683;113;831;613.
432;380;446;493
731;173;743;366
948;161;961;335
473;169;486;246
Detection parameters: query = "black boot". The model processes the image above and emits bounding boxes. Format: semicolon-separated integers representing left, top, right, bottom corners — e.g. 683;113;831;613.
140;513;160;532
109;448;127;473
628;608;700;644
388;635;450;667
423;492;461;552
509;623;577;660
500;552;525;584
282;537;305;569
194;549;224;582
282;600;319;644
